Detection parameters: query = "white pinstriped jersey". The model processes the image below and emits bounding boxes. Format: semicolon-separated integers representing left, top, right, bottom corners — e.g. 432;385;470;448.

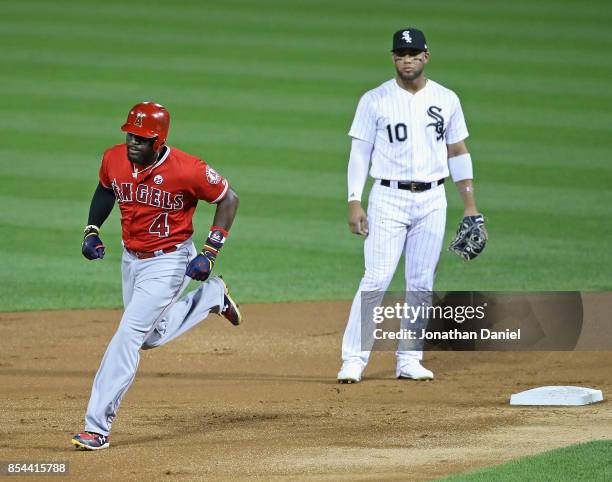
348;78;468;182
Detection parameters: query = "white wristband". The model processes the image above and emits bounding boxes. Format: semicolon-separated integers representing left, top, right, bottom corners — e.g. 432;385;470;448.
84;224;100;234
448;153;473;182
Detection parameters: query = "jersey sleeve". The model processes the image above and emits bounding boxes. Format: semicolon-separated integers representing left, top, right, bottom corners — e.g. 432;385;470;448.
191;159;229;203
348;92;377;144
98;152;111;189
445;93;469;145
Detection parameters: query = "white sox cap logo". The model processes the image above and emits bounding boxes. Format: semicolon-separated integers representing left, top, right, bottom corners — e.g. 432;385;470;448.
153;174;163;185
134;112;145;127
402;30;412;43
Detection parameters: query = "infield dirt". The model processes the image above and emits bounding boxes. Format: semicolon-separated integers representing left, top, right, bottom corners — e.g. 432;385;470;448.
1;295;611;481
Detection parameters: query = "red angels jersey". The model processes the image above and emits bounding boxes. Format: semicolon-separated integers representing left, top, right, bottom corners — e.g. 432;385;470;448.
99;144;228;252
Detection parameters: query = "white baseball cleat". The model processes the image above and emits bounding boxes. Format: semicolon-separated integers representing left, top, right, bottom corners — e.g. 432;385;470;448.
337;362;364;384
396;360;434;380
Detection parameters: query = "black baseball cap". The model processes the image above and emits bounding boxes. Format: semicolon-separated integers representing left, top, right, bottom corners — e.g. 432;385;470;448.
392;28;427;52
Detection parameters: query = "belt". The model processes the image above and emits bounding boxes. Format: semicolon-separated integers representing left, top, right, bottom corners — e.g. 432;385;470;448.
125;245;179;259
379;178;445;192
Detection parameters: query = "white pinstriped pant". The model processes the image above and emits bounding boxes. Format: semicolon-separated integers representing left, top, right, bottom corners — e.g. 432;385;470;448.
341;181;447;367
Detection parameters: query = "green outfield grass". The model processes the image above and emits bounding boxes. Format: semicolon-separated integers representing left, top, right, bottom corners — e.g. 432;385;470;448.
440;440;612;481
1;0;611;310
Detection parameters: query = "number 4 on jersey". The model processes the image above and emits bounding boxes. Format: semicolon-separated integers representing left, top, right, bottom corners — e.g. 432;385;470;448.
149;213;170;237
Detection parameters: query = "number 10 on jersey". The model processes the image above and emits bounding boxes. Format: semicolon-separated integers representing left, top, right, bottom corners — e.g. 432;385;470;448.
386;123;407;143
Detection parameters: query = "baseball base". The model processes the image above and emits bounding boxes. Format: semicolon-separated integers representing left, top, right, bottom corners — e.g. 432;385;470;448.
510;386;604;406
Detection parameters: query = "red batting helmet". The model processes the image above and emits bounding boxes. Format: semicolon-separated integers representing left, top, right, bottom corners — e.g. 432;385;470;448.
121;102;170;151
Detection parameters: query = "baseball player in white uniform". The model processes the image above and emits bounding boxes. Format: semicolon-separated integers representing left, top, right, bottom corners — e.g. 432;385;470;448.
338;28;486;383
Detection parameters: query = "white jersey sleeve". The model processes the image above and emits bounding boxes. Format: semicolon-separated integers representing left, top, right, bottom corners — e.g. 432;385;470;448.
347;137;374;202
348;93;377;144
445;93;469;145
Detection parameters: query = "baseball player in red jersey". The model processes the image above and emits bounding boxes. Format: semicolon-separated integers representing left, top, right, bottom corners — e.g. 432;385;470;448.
71;102;241;450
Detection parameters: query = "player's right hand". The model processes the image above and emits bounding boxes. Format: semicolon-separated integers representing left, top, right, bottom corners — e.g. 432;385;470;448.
82;226;105;260
348;201;369;236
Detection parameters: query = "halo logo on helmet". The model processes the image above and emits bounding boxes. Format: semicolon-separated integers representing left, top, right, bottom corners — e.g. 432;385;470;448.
134;112;145;127
121;102;170;151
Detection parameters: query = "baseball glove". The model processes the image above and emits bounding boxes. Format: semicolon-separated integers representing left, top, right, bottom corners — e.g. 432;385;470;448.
448;214;487;261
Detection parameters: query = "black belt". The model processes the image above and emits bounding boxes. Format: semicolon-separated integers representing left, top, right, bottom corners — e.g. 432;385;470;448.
380;178;445;192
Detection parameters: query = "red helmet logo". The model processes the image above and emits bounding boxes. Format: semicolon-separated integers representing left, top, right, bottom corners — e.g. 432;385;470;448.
121;102;170;151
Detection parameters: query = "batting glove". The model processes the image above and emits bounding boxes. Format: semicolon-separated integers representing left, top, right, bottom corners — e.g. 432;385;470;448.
185;250;216;281
185;226;228;281
82;225;105;260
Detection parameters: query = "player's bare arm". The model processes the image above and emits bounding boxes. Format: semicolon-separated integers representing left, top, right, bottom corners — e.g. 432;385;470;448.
211;187;239;232
447;140;480;217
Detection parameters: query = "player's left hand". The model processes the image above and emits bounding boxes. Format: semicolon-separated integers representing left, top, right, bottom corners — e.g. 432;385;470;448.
185;251;216;281
448;214;487;261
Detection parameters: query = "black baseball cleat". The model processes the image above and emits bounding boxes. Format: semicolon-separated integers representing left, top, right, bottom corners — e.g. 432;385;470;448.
216;276;242;326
